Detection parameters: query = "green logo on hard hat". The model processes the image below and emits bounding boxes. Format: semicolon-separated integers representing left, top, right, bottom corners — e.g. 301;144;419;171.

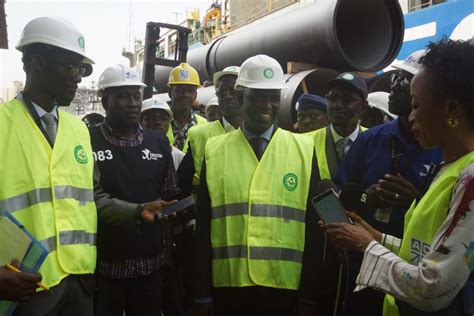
283;173;298;191
78;37;85;49
342;73;354;80
74;145;88;164
263;68;274;79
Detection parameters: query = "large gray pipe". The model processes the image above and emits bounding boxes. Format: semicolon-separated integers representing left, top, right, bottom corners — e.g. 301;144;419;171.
154;0;403;92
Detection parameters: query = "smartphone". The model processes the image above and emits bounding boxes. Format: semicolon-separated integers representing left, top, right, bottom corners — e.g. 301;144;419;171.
312;189;352;224
155;196;195;221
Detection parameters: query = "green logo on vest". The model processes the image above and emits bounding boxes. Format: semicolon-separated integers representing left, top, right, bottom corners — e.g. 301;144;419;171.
78;37;85;48
283;173;298;191
74;145;88;164
263;68;274;79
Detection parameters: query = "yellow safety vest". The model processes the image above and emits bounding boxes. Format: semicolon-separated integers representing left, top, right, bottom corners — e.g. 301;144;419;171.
166;113;207;153
188;120;225;178
0;98;97;289
205;128;314;290
308;125;367;180
383;152;474;316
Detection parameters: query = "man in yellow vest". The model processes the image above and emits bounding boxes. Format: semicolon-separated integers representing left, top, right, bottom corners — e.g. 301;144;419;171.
166;63;207;152
0;17;96;315
308;72;368;180
180;66;242;191
171;66;242;315
170;66;242;315
194;55;341;316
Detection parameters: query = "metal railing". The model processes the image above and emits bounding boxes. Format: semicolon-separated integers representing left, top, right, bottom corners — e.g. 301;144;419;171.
408;0;446;12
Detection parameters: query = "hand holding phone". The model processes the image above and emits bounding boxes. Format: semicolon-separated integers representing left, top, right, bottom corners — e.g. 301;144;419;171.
312;189;352;224
154;196;195;221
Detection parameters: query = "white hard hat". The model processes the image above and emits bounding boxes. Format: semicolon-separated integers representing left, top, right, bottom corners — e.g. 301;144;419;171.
367;92;397;119
16;17;94;65
98;64;146;94
213;66;240;90
392;50;426;76
235;55;286;90
142;96;173;118
206;96;219;107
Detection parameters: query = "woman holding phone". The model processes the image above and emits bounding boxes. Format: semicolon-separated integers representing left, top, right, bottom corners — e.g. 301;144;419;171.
321;38;474;316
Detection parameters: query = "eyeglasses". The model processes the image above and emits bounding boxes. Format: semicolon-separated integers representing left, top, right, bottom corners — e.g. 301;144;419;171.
216;88;237;98
325;93;362;105
45;57;87;78
390;73;411;89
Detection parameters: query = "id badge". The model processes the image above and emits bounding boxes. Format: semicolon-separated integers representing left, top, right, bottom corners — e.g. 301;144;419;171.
374;208;392;223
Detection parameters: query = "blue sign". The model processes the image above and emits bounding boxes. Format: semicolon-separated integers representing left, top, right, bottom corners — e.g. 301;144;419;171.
397;0;473;60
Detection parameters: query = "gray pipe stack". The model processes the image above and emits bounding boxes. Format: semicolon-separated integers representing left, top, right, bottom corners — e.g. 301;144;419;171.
155;0;403;91
156;0;404;130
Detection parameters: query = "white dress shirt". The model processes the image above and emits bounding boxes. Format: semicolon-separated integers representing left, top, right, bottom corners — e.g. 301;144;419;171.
32;101;58;132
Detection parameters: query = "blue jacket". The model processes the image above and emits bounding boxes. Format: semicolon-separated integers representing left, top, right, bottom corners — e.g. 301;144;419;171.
334;118;442;238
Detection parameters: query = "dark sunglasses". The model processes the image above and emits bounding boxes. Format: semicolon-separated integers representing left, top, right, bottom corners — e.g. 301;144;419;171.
390;73;411;88
325;93;362;105
45;56;87;78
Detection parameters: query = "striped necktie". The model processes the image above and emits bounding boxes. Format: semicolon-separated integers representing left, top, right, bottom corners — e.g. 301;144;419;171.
41;113;57;144
335;138;348;161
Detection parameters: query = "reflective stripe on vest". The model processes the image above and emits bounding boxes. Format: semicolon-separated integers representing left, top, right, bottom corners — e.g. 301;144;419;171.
0;98;97;288
205;128;313;289
0;186;94;212
188;120;225;178
383;152;474;316
212;245;303;263
41;231;97;252
166;113;208;153
211;203;306;223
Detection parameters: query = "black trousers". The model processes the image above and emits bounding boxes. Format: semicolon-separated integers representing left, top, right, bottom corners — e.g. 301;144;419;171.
346;252;384;316
162;228;195;316
95;269;163;316
213;286;297;316
13;274;94;316
162;263;184;316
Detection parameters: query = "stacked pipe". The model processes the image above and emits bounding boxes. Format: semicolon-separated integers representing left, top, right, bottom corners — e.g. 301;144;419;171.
155;0;404;130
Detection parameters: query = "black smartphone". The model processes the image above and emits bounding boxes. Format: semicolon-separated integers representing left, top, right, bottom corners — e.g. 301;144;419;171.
155;196;195;221
312;189;352;224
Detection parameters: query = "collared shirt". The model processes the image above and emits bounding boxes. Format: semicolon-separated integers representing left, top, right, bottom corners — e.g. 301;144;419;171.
241;123;274;153
171;145;185;170
331;123;360;155
222;117;236;133
99;120;144;147
96;120;180;279
356;163;474;312
171;111;199;150
335;118;442;237
32;101;58;132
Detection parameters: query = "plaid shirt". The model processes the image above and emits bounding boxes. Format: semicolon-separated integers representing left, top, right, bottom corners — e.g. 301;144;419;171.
97;121;180;278
171;112;199;150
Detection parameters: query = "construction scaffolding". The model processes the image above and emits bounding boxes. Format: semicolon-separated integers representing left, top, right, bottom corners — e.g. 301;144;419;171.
229;0;297;30
0;0;7;49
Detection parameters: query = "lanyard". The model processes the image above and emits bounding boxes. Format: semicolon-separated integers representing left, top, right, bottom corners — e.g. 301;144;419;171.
390;136;422;175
